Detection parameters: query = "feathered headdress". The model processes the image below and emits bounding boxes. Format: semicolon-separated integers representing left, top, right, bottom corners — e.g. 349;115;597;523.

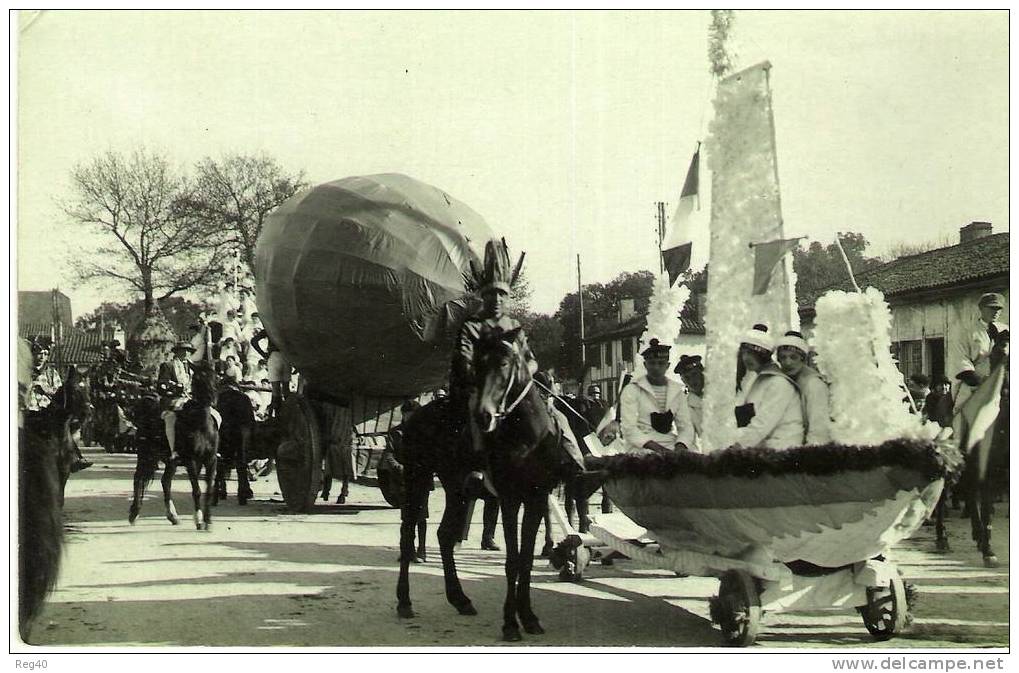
465;238;525;295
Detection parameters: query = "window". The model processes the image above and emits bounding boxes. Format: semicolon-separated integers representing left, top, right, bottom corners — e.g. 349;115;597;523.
621;336;633;362
605;342;614;367
926;338;945;382
895;340;923;379
585;344;601;368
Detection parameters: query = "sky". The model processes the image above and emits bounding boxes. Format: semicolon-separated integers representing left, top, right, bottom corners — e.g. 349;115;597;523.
15;10;1009;318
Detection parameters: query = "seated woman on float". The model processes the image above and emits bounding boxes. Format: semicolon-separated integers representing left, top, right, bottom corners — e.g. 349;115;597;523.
733;325;804;450
619;339;695;454
775;330;831;445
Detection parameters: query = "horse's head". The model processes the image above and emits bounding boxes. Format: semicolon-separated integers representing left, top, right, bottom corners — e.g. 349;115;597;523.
474;326;531;433
190;361;219;407
52;366;93;425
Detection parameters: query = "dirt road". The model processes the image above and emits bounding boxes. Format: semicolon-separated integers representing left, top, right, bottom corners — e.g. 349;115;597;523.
25;447;1009;648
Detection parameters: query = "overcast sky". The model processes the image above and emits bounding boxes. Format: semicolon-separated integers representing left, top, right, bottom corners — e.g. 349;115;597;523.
16;10;1008;318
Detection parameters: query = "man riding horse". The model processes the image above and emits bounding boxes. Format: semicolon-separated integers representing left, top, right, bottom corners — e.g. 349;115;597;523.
451;238;538;493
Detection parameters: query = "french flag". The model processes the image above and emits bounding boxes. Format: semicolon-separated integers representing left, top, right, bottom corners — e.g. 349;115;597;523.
661;145;700;287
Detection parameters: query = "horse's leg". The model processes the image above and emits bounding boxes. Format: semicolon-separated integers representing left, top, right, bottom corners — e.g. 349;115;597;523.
437;486;476;615
201;455;216;531
934;489;950;552
980;484;998;567
500;497;523;642
186;461;203;530
161;459;180;525
129;456;156;524
516;493;546;635
397;473;428;618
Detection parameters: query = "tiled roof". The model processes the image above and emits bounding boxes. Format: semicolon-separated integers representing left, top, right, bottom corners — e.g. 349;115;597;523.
44;328;117;368
799;232;1009;309
585;314;705;343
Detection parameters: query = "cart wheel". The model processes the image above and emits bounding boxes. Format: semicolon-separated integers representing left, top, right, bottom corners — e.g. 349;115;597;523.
860;574;908;640
276;394;322;513
711;570;762;647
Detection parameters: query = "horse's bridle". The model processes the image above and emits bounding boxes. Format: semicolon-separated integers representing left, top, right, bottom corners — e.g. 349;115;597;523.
491;345;533;422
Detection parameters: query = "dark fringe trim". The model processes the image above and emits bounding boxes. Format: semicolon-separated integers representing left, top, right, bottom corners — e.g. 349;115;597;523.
586;439;961;482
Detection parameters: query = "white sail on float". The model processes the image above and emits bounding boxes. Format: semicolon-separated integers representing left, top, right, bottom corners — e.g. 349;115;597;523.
700;62;799;453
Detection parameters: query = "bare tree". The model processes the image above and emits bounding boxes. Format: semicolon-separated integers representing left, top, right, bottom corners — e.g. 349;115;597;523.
180;153;307;275
63;149;231;314
881;234;955;262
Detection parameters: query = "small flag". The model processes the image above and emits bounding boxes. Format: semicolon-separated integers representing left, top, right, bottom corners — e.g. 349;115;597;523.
661;146;700;287
752;237;801;295
953;360;1006;480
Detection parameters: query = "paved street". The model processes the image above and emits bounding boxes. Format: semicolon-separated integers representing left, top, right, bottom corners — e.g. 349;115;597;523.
28;447;1008;648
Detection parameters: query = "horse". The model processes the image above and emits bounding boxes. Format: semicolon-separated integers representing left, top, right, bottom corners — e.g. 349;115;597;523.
396;326;577;642
19;365;91;642
159;362;221;530
934;331;1009;567
127;385;184;526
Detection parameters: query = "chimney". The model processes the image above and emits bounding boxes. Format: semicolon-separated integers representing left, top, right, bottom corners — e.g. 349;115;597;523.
618;298;635;322
960;221;993;244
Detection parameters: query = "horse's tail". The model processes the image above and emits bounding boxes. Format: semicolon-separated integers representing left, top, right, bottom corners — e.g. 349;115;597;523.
18;426;64;643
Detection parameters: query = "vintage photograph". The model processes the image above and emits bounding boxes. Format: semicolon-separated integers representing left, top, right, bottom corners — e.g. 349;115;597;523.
14;9;1009;654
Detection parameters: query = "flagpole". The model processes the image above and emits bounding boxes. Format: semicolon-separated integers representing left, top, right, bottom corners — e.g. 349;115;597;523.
577;254;586;369
834;233;862;293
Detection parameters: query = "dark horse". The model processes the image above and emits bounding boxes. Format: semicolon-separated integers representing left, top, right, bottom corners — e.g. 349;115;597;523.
396;327;576;641
933;331;1009;567
128;384;184;526
19;365;91;642
132;362;220;530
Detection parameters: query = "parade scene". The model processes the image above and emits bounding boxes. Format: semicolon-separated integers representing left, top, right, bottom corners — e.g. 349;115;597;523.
14;10;1009;657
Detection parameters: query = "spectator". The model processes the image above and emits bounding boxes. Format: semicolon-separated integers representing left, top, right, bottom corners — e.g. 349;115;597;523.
924;375;954;428
907;374;931;414
382;400;429;562
674;354;705;446
215;369;255;505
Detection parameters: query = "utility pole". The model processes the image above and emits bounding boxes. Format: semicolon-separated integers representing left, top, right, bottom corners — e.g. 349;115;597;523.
577;254;585;368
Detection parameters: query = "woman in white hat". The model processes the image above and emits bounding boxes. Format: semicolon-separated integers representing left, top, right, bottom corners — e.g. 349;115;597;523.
733;325;804;450
776;330;831;445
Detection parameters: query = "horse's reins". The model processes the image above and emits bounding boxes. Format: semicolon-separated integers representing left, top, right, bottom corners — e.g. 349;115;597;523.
493;354;534;420
531;379;596;433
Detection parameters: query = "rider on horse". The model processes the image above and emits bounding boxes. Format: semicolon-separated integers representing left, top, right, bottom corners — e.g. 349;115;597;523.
451;238;537;493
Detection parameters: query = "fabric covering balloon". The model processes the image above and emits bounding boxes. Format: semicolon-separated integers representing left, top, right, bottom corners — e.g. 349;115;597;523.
255;174;494;402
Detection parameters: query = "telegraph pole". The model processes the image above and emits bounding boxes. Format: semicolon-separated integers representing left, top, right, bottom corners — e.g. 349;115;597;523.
577;254;585;368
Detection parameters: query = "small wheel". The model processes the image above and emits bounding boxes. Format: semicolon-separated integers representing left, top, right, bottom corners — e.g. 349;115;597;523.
712;570;762;647
860;574;907;640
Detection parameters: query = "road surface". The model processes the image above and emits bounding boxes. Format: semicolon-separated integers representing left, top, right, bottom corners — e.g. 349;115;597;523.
25;447;1009;648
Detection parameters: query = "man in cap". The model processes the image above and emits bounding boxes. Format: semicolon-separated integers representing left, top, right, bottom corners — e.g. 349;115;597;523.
776;330;831;445
159;341;195;392
734;324;804;450
674;354;705;445
619;338;694;454
581;384;609;433
954;292;1009;412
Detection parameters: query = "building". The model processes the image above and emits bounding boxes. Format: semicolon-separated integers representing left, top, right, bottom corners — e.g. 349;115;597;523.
799;222;1009;382
582;297;706;403
18;288;118;369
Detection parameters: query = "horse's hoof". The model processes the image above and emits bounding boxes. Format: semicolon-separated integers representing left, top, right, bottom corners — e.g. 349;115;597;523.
455;601;477;616
128;507;139;525
502;625;523;642
397;604;415;619
521;619;544;635
935;539;951;553
167;515;180;525
983;554;999;568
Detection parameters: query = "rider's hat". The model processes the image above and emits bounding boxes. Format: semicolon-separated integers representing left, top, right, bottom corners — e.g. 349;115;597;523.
465;238;525;296
979;293;1005;310
172;340;196;353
